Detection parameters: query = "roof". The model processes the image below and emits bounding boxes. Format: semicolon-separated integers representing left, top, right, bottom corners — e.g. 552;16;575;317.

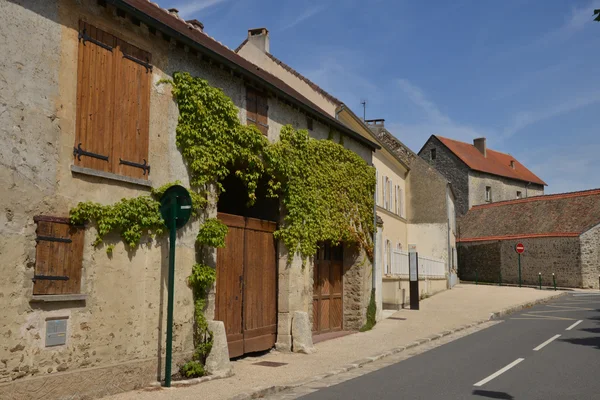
110;0;379;150
458;188;600;242
433;136;546;186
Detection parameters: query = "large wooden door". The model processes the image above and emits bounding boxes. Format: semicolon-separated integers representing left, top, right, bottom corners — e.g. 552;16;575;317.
216;213;277;358
312;243;343;334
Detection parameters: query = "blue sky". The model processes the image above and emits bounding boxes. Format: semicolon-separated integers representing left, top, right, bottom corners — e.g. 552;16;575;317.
163;0;600;194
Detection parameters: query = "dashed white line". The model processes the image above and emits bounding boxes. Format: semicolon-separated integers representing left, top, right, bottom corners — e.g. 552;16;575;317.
533;334;561;351
473;358;525;387
566;320;583;331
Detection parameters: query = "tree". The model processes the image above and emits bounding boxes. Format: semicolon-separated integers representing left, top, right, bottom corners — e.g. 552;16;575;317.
595;9;600;22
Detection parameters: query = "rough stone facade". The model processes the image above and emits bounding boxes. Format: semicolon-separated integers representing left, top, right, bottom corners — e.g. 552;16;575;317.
581;224;600;289
458;237;583;287
468;171;544;208
0;1;374;398
418;136;470;216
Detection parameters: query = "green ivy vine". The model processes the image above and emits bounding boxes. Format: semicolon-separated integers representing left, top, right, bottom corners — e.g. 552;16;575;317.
70;71;375;379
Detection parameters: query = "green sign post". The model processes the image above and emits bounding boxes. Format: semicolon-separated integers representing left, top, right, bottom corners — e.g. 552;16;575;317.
159;185;192;388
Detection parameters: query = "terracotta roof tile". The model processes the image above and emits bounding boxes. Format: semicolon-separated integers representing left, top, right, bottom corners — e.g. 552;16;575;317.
435;136;546;186
459;188;600;241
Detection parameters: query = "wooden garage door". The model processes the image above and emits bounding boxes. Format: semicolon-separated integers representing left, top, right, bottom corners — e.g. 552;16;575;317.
215;213;277;358
312;242;343;334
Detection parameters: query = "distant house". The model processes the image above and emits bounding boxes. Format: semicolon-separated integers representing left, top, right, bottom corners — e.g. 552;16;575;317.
458;189;600;288
418;136;546;216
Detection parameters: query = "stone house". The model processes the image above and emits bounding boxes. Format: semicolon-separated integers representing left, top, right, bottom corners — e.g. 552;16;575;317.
458;189;600;288
418;135;546;216
236;30;456;312
0;1;378;398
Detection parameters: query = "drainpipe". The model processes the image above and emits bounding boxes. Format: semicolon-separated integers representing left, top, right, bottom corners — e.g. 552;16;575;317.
446;184;452;288
372;163;377;292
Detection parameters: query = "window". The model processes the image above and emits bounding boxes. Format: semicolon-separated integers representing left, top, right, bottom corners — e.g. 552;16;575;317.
246;87;269;135
388;179;393;211
33;216;85;295
306;116;313;131
510;160;515;169
485;186;492;202
385;240;392;275
516;191;522;199
398;187;405;218
431;148;437;160
383;176;389;209
74;21;152;180
397;243;403;251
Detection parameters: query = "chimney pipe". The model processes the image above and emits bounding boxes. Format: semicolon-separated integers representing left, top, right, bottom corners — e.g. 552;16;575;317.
474;137;487;158
168;8;179;17
186;19;204;31
247;28;270;53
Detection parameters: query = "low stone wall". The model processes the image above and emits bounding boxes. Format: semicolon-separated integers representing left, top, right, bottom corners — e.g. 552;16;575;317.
458;237;583;287
382;276;448;310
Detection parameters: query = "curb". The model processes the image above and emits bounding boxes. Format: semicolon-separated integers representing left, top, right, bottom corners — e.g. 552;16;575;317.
228;292;567;400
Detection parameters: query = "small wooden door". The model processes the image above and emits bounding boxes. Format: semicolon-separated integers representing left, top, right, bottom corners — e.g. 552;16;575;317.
215;213;277;358
312;243;343;334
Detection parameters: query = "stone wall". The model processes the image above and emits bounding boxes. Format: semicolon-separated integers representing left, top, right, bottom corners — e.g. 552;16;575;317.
458;237;583;287
581;224;600;289
468;171;544;208
418;136;470;216
0;0;373;397
342;244;372;331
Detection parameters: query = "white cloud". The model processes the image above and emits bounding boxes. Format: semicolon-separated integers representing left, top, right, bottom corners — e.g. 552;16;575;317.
502;91;600;138
280;4;327;31
173;0;232;18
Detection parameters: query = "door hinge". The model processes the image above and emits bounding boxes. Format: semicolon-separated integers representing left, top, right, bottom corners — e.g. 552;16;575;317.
78;28;113;52
32;275;70;282
36;236;72;244
74;143;109;162
119;158;150;175
122;52;153;72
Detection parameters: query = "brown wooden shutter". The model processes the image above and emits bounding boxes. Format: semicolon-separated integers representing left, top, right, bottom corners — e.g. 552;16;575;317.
246;88;268;136
75;21;151;179
74;21;117;173
33;216;84;295
112;39;151;179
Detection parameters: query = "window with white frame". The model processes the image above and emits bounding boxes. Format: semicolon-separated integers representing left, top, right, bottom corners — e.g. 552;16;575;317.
399;187;404;218
384;239;391;274
485;186;492;202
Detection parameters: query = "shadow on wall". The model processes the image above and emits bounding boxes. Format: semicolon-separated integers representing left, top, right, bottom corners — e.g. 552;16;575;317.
472;390;514;399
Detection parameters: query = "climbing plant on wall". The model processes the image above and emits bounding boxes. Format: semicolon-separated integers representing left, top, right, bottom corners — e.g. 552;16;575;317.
70;71;375;378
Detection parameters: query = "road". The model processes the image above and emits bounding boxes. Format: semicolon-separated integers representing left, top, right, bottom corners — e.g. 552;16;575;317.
297;293;600;400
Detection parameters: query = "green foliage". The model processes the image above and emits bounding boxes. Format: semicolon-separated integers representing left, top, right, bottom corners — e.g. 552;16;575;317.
168;72;268;204
69;196;164;249
196;218;228;247
188;263;216;364
179;360;205;378
360;288;377;332
265;126;375;259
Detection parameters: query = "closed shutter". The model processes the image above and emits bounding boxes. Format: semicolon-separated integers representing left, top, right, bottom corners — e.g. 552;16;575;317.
74;21;117;173
75;21;151;179
112;38;151;179
33;216;85;295
246;87;268;136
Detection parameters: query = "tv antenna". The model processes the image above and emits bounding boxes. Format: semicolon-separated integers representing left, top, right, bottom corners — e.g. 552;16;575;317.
360;99;367;121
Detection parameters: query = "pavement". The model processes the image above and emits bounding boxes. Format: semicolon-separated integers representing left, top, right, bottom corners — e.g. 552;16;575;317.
275;291;600;400
104;284;565;400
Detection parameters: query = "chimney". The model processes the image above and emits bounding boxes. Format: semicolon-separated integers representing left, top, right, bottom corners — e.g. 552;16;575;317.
168;8;179;17
247;28;270;53
365;119;385;127
473;137;487;158
510;160;515;169
186;19;204;32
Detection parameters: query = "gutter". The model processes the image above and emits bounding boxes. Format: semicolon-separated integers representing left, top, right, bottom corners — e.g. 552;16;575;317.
110;0;380;151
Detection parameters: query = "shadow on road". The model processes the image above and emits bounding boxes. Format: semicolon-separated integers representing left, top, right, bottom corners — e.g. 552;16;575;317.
472;389;514;399
560;336;600;350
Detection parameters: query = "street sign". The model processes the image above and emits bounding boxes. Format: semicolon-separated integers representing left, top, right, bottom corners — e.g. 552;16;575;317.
515;243;525;254
408;244;419;310
159;185;192;387
160;185;192;230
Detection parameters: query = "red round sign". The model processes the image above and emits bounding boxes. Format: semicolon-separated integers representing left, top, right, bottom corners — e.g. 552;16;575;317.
516;243;525;254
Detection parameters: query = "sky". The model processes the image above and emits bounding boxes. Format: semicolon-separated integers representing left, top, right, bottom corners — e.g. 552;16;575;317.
161;0;600;194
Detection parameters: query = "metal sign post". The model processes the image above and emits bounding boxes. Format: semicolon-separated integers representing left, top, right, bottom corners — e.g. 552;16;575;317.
408;244;419;310
515;243;524;288
159;185;192;388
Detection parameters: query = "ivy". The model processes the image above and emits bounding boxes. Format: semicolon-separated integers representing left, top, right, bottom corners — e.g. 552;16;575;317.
196;218;228;247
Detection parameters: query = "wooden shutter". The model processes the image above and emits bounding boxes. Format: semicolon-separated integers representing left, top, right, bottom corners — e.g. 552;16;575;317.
74;21;117;173
75;21;151;179
112;38;151;179
246;88;268;136
33;216;84;295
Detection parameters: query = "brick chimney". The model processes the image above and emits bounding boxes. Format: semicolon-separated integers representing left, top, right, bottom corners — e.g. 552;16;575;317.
473;137;487;158
186;19;204;32
168;8;179;17
365;119;385;127
247;28;269;53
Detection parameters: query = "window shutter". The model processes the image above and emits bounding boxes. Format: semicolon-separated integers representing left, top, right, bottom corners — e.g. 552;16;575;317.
246;88;269;136
74;21;117;173
375;170;379;205
33;216;85;295
112;38;152;179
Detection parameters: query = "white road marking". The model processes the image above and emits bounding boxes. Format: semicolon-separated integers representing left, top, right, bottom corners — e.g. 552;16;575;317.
572;293;600;297
473;358;525;387
566;320;583;331
533;334;561;351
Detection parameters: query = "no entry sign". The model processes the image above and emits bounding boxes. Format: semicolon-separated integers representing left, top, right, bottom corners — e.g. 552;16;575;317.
515;243;525;254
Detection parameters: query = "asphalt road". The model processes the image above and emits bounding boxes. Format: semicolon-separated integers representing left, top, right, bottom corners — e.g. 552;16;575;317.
299;293;600;400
